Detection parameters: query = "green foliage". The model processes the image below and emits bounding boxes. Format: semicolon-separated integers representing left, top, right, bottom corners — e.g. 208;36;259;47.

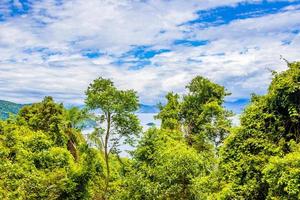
65;107;91;130
266;62;300;142
216;128;277;199
85;78;139;114
85;77;141;150
181;76;232;148
263;143;300;200
216;62;300;199
191;168;227;200
0;97;105;200
156;76;232;150
85;77;142;199
0;62;299;200
120;128;211;200
0;121;80;199
155;92;181;130
18;96;68;146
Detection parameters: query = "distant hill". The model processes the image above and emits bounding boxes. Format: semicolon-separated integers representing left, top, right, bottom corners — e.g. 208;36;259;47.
0;100;159;120
0;100;25;120
66;103;159;113
138;104;159;113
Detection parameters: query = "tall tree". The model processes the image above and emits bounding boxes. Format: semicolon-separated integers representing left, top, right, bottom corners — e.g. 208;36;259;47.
156;76;232;150
181;76;232;148
155;92;181;130
217;61;300;199
17;97;85;160
18;96;67;146
85;77;141;199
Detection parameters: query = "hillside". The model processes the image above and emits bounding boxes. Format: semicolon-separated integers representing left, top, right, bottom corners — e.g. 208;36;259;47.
0;100;24;120
0;98;246;121
138;104;159;113
0;100;159;120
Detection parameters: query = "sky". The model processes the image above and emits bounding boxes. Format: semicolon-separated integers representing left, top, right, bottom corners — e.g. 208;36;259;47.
0;0;300;112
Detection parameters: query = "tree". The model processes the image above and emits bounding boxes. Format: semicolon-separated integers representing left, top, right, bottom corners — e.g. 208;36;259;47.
181;76;232;148
0;111;96;199
263;142;300;199
65;106;91;130
17;97;86;160
18;96;67;146
85;77;141;199
216;61;300;199
153;76;232;200
156;76;232;150
120;128;210;200
155;92;181;130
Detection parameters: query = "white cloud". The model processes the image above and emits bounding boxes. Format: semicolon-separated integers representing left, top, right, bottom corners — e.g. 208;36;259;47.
0;0;299;106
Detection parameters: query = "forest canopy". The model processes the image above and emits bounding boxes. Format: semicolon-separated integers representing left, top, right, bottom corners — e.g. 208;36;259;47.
0;61;299;200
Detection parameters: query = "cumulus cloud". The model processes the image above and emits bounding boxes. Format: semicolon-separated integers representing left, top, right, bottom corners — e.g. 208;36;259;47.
0;0;299;107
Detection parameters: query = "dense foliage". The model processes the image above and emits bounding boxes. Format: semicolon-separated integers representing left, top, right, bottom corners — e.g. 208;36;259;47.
0;97;105;199
0;61;299;199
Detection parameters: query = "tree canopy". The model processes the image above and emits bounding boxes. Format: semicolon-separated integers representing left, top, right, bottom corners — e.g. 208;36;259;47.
85;77;141;199
0;61;299;199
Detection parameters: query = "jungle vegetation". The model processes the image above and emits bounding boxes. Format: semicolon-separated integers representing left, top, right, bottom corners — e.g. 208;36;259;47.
0;61;299;200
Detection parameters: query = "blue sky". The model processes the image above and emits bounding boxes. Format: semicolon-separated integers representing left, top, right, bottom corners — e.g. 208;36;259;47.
0;0;300;113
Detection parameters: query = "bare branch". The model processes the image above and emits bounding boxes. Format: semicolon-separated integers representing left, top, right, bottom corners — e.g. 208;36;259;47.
280;55;290;65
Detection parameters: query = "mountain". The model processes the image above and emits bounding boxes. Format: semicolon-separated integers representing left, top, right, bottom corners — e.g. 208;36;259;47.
0;100;25;120
138;104;159;113
65;103;159;113
0;100;159;120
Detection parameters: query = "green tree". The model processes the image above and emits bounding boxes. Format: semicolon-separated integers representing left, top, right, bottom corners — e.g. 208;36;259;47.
155;92;181;130
17;97;85;160
263;142;300;200
85;77;141;199
0;97;104;199
0;119;95;199
153;76;232;200
181;76;232;148
65;107;90;130
217;61;300;199
120;128;211;200
18;96;68;146
156;76;232;150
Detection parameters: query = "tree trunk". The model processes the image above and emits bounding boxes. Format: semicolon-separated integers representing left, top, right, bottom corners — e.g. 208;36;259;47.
103;112;111;200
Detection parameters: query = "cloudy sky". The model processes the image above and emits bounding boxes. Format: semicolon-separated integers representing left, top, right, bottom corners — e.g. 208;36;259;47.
0;0;299;111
